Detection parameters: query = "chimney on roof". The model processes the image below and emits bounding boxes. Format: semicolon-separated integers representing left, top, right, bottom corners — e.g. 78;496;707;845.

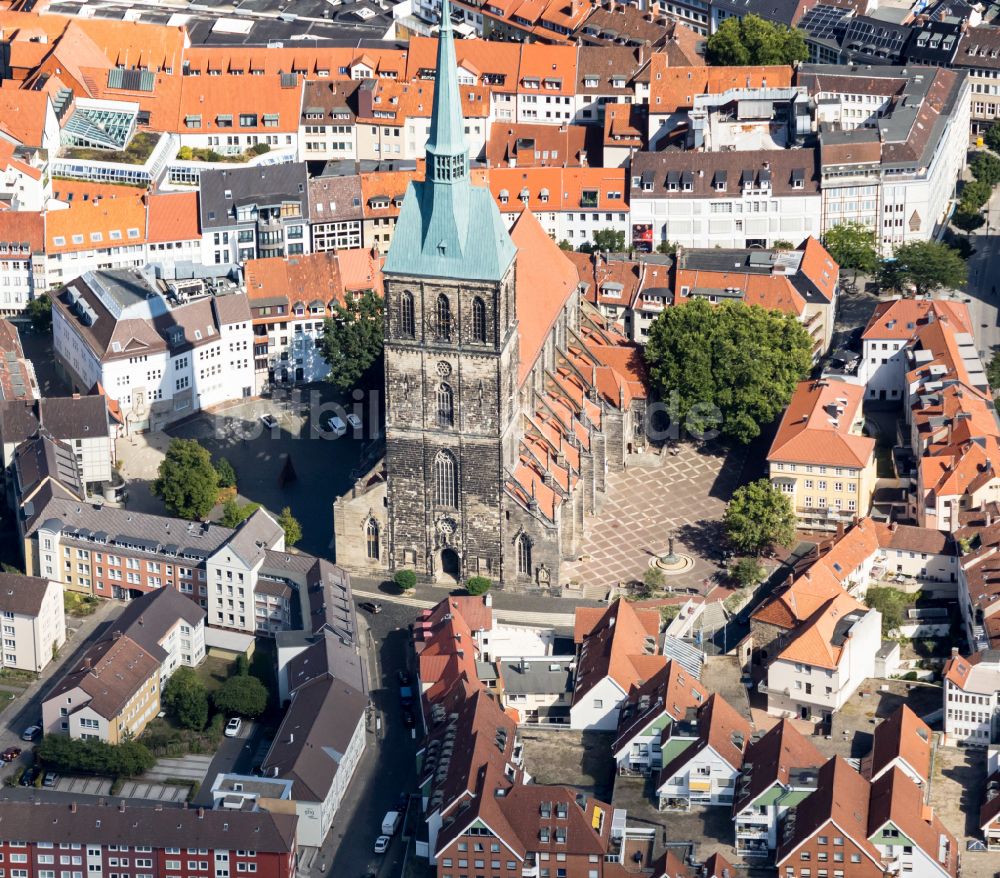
289;732;294;744
836;521;845;539
72;393;80;400
70;802;77;813
890;521;898;532
197;807;205;819
118;802;125;813
952;646;959;657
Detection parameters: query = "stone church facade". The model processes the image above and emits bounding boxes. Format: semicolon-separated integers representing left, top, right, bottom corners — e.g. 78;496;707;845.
333;0;647;592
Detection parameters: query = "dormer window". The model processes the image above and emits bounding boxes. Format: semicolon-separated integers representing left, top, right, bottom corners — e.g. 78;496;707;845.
498;189;509;205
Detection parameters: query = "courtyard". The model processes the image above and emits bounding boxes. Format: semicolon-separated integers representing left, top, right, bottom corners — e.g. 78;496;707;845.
115;384;375;558
518;729;616;801
560;441;751;600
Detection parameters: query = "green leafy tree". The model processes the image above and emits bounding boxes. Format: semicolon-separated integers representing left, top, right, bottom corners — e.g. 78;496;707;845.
724;479;796;556
989;351;1000;391
584;228;627;252
864;586;911;636
731;556;766;588
655;240;678;256
644;298;812;443
953;206;986;235
772;239;795;250
394;569;416;591
972;151;1000;187
152;438;220;520
220;499;260;528
643;566;665;592
961;178;993;211
318;289;383;391
278;506;302;547
161;666;209;731
235;654;250;677
890;240;967;296
705;14;808;65
987;123;1000;154
466;576;491;595
215;457;237;489
25;295;52;332
214;674;268;719
37;736;155;777
822;221;878;283
557;239;573;251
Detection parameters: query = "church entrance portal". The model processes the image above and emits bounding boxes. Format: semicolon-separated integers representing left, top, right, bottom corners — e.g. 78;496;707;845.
439;548;461;582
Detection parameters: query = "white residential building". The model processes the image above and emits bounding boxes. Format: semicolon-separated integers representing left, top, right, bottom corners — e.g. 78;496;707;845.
0;572;65;673
52;270;254;432
765;600;882;724
943;649;1000;746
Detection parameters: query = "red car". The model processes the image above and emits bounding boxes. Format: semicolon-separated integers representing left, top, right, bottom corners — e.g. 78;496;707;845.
1;747;21;762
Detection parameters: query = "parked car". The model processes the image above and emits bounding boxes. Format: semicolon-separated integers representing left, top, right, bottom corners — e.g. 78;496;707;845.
396;669;412;686
395;793;409;813
1;747;21;762
20;725;40;742
373;836;390;854
42;772;58;788
346;413;362;430
19;767;38;787
260;414;279;430
401;709;416;729
316;411;347;435
399;686;414;707
360;601;383;614
224;717;243;738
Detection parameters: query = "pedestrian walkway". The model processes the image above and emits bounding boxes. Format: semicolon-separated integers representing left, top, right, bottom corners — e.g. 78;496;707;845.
352;588;576;628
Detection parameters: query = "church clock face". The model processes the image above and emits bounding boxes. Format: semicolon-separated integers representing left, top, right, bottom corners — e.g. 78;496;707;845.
436;361;452;377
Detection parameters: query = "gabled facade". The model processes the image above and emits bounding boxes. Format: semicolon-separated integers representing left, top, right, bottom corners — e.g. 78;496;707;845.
655;694;751;811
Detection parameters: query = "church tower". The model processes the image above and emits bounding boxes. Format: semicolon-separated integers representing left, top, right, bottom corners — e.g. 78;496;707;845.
381;0;520;582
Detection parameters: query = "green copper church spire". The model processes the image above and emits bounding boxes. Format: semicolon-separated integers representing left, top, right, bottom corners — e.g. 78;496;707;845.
425;0;469;183
382;0;516;281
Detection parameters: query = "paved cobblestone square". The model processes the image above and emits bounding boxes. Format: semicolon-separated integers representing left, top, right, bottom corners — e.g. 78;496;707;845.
562;442;750;599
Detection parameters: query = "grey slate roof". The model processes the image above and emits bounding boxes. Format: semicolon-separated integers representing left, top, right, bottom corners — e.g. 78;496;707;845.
222;508;285;567
285;630;367;696
14;432;83;499
111;587;206;662
200;163;309;230
261;673;367;802
0;572;53;617
0;799;297;851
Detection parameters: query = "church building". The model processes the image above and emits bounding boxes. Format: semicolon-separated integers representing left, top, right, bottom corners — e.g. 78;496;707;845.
333;0;648;592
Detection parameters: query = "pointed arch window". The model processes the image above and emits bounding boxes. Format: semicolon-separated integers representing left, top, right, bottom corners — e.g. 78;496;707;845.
437;383;454;427
400;291;415;338
472;296;487;343
365;519;380;560
436;294;452;341
516;534;532;577
434;451;457;508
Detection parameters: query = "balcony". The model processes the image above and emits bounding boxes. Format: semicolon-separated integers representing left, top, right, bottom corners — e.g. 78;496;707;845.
736;826;769;840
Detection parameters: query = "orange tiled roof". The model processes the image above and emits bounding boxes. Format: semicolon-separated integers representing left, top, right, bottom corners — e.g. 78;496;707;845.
46;183;148;253
178;74;303;133
146;191;199;243
776;590;869;670
649;62;794;113
768;379;874;468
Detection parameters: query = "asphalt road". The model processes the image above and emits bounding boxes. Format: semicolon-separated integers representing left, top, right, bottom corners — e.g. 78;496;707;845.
965;194;1000;361
192;719;261;806
308;599;420;878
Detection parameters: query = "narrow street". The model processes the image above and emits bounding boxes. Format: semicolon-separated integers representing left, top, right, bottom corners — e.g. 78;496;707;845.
963;189;1000;360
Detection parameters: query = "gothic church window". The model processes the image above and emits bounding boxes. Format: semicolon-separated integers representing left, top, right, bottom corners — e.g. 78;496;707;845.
400;291;415;337
366;519;380;560
436;294;452;341
434;451;457;508
516;534;532;576
437;383;454;427
472;296;487;343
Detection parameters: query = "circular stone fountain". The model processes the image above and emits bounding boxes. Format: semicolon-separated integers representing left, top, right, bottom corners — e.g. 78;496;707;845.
650;532;695;575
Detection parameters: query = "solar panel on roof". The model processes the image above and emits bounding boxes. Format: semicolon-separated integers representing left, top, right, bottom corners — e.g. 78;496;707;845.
107;68;156;93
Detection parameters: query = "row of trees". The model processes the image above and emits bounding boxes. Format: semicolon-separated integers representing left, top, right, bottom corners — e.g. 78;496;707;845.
823;222;967;295
704;14;808;66
954;141;1000;234
37;736;156;778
